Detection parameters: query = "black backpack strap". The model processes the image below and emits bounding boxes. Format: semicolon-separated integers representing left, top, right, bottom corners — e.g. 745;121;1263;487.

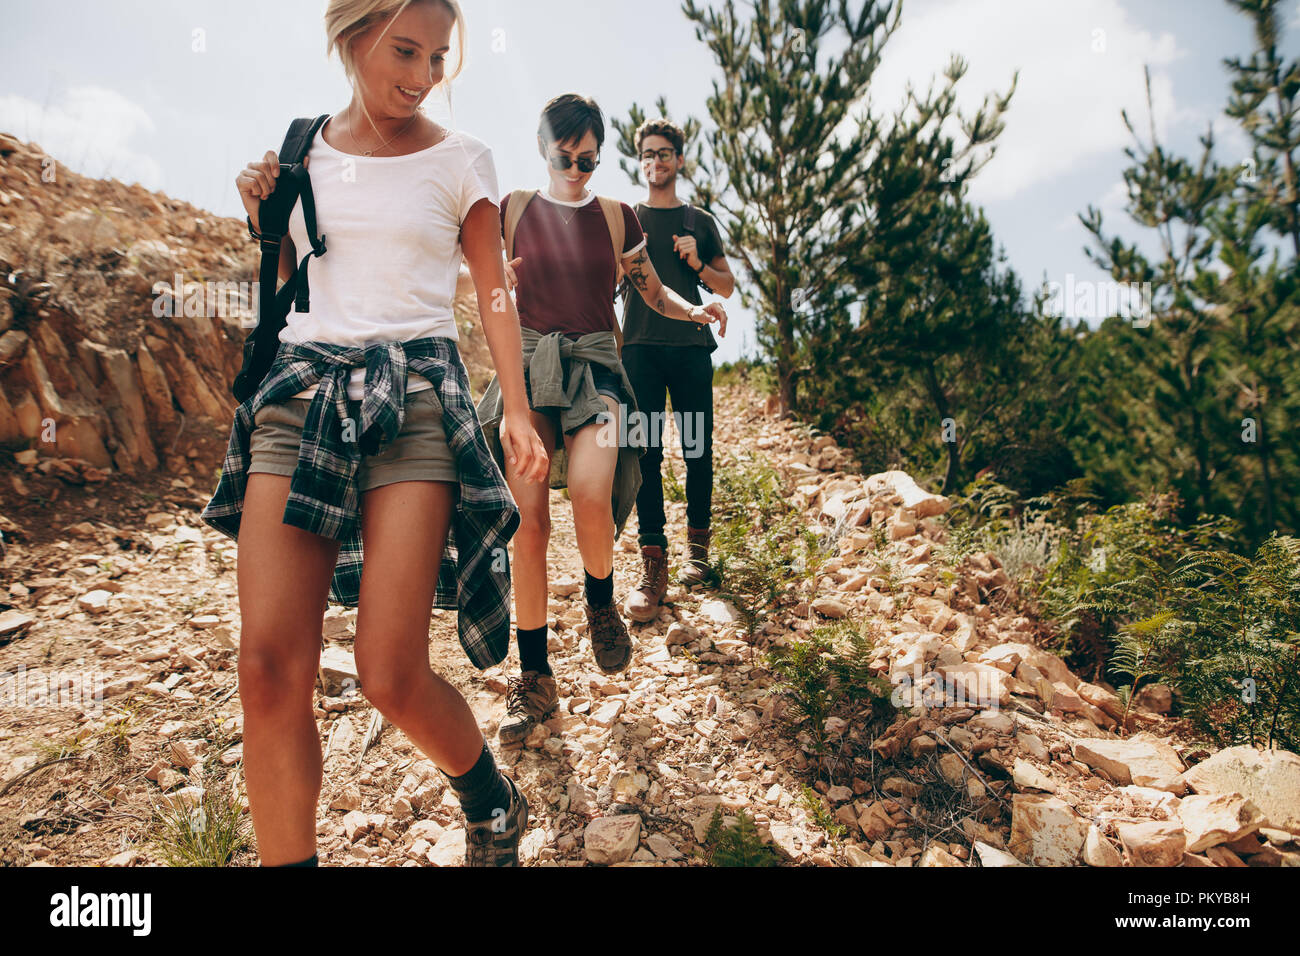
231;114;328;402
682;204;696;234
281;114;329;167
258;114;328;312
292;161;328;312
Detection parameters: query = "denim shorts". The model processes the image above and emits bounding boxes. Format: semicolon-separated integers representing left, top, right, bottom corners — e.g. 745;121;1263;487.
247;387;458;490
524;362;623;438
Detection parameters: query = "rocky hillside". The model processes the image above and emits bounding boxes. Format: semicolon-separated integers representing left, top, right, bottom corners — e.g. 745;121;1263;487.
3;382;1296;867
0;131;1296;867
0;129;495;483
0;132;252;478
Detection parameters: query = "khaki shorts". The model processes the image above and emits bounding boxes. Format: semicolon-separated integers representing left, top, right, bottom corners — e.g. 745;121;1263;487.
248;388;458;491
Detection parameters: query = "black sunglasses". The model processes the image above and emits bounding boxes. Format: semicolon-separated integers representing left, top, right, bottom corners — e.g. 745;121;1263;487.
549;153;599;174
640;148;677;163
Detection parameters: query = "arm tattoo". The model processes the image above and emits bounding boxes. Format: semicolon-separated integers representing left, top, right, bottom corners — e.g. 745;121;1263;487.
626;250;651;294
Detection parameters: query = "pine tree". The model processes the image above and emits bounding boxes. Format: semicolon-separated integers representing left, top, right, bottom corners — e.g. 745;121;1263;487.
1078;65;1234;522
1077;1;1300;541
614;0;1011;418
1213;0;1300;535
1224;0;1300;257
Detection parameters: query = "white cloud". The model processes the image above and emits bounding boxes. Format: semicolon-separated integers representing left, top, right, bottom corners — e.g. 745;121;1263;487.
868;0;1187;203
0;85;161;188
1056;178;1129;231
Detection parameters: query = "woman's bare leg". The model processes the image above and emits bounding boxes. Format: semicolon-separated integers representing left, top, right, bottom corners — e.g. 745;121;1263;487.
564;395;621;577
236;474;340;866
351;480;482;775
504;411;557;630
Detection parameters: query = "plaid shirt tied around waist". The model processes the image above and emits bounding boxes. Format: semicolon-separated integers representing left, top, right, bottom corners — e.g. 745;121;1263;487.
201;337;520;670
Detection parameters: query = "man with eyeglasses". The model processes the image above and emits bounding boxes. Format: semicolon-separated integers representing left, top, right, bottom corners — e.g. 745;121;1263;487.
622;119;736;625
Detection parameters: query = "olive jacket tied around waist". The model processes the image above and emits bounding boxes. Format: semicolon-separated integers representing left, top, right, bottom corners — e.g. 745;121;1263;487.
476;327;644;540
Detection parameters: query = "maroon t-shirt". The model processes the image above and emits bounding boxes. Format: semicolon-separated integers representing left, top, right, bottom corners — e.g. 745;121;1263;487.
500;191;645;339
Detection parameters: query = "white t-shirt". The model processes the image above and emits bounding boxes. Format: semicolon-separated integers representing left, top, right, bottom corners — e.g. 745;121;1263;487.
281;116;499;399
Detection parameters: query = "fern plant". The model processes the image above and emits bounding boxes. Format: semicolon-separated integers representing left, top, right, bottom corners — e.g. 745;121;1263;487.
764;632;839;754
1077;536;1300;749
765;620;891;755
710;457;821;635
1173;537;1300;749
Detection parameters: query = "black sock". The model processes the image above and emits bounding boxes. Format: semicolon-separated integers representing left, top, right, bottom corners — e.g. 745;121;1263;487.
584;568;614;607
517;625;551;676
442;742;513;824
265;853;318;867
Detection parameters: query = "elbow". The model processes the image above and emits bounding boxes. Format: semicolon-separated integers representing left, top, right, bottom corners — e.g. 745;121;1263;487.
641;281;666;310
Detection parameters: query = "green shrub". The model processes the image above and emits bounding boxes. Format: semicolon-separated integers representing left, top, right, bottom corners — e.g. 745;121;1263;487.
709;456;831;635
765;619;891;754
798;785;848;842
149;786;252;867
1082;536;1300;749
713;358;775;395
702;807;780;866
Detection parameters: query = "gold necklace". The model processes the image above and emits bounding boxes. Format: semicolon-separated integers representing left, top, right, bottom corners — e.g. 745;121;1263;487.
346;110;421;157
549;188;587;224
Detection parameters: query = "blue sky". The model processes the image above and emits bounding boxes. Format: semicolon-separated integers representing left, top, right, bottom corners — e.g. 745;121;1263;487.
2;0;1297;364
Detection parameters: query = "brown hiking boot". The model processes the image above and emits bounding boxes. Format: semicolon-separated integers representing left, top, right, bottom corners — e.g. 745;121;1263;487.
586;602;632;673
497;671;558;746
624;544;669;623
679;526;718;588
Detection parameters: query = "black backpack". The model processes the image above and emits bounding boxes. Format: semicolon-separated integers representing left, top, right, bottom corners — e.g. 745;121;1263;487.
231;114;331;403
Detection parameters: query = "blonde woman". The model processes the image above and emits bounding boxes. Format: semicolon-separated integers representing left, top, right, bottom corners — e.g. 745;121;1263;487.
203;0;549;866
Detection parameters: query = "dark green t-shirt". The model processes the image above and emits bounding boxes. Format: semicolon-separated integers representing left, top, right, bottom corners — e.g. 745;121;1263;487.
621;203;724;351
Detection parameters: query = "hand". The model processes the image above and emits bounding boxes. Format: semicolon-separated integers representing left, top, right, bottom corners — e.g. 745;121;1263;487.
673;234;702;271
503;255;522;292
689;302;727;337
237;152;309;230
500;410;549;483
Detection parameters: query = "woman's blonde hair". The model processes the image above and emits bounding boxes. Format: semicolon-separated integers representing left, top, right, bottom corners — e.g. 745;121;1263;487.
325;0;466;108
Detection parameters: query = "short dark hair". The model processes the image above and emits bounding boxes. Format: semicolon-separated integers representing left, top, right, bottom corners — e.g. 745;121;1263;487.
635;119;685;156
538;93;605;151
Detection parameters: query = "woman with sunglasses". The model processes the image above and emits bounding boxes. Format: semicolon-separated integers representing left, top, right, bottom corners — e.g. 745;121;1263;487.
477;93;727;746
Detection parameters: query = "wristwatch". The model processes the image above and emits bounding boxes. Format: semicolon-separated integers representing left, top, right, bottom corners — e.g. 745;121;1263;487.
246;216;263;241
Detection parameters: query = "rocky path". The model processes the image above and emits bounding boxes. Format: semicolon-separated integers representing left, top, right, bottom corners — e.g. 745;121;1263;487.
1;381;1297;867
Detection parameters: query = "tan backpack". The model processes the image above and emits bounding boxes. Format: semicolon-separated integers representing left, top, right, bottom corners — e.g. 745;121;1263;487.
503;189;627;353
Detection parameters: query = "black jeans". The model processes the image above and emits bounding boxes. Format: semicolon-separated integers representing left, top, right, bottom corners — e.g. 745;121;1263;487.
621;343;714;537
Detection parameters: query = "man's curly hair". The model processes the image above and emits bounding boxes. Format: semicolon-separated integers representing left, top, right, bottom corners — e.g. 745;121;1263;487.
635;118;685;155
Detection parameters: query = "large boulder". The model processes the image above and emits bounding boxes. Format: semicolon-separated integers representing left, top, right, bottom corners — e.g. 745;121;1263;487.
1180;746;1300;836
864;470;951;518
1073;734;1186;793
1177;794;1264;853
1117;821;1186;867
583;814;642;865
1008;794;1089;866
